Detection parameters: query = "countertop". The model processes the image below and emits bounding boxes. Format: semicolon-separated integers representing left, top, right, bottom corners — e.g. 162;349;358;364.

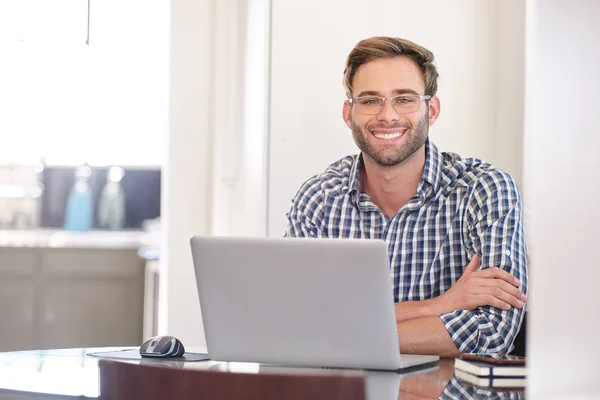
0;229;151;250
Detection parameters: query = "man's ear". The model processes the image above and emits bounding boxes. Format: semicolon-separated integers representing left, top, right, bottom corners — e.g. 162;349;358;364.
428;96;441;126
343;100;352;129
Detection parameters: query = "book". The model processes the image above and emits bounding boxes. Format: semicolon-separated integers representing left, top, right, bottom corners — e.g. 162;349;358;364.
454;357;527;377
455;369;526;388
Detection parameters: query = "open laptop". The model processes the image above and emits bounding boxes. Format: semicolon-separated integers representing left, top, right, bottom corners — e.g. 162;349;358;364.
190;236;439;370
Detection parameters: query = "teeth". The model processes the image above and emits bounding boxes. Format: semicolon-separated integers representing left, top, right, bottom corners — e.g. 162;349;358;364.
374;132;403;140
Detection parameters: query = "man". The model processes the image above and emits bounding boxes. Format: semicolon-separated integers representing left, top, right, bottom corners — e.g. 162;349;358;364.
285;37;527;356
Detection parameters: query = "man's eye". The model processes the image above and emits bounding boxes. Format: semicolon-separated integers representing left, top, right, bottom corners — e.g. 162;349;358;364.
395;96;415;104
359;98;381;105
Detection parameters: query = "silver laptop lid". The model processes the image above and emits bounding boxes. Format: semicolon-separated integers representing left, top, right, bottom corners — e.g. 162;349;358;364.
190;236;405;370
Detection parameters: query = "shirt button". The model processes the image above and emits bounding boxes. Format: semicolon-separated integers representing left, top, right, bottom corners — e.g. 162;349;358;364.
505;250;511;256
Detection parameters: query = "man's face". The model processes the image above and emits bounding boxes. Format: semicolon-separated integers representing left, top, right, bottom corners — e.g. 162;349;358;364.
342;56;440;167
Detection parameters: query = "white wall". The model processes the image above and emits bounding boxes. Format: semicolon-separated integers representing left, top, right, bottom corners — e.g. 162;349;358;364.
494;0;526;191
525;0;600;398
267;0;525;237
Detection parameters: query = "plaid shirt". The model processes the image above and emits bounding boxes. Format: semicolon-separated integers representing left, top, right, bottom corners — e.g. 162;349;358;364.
285;139;527;354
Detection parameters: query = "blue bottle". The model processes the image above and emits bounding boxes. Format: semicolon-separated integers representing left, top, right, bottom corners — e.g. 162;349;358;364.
63;164;94;231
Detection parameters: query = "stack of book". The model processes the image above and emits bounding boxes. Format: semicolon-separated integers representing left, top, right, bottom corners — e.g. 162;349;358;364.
453;354;526;388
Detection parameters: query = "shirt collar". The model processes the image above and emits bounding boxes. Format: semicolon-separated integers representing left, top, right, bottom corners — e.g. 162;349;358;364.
348;139;443;198
348;153;364;197
419;138;443;195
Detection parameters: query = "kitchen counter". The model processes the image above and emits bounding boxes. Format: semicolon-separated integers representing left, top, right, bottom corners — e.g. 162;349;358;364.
0;239;147;351
0;229;159;350
0;229;148;249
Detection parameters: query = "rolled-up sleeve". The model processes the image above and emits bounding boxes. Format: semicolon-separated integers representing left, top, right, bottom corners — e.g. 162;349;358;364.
440;171;528;354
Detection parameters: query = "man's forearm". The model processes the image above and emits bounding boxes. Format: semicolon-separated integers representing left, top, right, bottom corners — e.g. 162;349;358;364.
397;316;460;357
394;297;460;356
394;299;441;322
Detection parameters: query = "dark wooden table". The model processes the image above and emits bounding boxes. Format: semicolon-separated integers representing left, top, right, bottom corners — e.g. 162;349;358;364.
0;347;525;399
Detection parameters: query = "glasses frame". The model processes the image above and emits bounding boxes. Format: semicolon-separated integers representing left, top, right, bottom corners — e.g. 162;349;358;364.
348;94;432;115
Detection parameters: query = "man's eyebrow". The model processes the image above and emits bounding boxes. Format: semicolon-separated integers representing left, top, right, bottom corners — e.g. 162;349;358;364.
392;88;420;95
355;90;381;97
355;88;421;97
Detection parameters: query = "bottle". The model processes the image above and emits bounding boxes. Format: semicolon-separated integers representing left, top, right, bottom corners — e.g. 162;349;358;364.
63;164;94;231
97;166;126;230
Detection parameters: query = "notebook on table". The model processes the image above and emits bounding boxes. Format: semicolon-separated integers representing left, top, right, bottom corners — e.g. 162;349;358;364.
454;369;525;388
454;354;526;377
453;353;526;388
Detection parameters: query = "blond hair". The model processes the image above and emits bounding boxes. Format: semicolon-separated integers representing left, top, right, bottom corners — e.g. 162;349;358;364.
343;37;439;98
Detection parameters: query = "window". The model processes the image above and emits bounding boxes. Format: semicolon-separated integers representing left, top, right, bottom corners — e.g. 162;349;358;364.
0;0;89;45
0;0;167;166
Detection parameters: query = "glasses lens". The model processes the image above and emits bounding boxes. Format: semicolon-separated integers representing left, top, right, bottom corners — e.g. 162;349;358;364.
355;97;383;115
392;95;420;113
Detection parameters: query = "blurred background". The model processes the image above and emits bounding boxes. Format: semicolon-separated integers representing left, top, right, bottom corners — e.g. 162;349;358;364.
0;0;165;352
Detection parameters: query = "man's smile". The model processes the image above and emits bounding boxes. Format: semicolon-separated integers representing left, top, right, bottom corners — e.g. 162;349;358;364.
370;128;408;141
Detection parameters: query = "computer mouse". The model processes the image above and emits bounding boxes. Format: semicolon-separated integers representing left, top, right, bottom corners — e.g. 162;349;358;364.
139;335;185;358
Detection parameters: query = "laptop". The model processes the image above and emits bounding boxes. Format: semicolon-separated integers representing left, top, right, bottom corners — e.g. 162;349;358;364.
190;236;439;370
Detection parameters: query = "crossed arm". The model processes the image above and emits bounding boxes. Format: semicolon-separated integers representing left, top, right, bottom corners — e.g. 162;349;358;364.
286;175;528;355
393;255;526;357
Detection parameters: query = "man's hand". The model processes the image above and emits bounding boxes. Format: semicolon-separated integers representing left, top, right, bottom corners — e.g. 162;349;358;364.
394;255;527;323
432;255;527;315
394;255;527;355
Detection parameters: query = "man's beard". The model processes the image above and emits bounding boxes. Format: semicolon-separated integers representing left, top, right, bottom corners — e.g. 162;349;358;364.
351;111;429;167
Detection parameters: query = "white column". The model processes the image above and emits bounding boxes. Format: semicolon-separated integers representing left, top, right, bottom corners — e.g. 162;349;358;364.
161;0;269;346
160;0;214;346
210;0;270;237
525;0;600;398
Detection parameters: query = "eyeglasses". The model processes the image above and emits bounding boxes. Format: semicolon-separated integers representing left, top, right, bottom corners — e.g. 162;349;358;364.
349;94;431;115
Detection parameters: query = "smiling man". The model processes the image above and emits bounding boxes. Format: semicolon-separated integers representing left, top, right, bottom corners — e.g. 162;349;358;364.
285;37;528;356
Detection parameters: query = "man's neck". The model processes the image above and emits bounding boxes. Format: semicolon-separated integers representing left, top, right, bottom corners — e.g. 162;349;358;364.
360;146;426;218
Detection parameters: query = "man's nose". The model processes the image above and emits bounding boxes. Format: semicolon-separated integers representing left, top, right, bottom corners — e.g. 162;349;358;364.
376;99;399;122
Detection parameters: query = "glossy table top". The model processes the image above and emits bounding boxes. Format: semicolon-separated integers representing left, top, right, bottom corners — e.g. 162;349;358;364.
0;347;525;399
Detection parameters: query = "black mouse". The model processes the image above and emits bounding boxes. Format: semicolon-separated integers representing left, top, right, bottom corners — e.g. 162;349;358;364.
139;335;185;358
